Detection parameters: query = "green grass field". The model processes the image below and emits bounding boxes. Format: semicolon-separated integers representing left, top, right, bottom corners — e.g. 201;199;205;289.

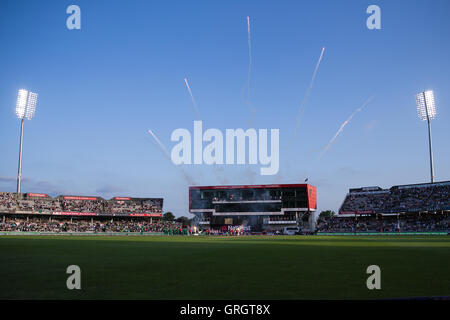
0;235;449;300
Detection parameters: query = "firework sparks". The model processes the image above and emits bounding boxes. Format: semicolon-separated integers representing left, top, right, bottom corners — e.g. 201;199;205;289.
246;16;252;102
148;129;170;157
184;77;201;120
242;16;257;126
147;129;196;185
320;97;373;156
294;47;325;138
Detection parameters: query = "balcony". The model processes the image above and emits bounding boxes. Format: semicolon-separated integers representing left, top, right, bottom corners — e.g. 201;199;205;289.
267;220;297;225
211;199;281;204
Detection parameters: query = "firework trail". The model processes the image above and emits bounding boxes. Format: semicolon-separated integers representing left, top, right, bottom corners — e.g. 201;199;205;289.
243;16;257;126
147;129;196;185
320;97;373;157
293;47;325;138
246;16;252;102
184;77;201;120
182;79;229;183
182;79;228;183
148;129;170;156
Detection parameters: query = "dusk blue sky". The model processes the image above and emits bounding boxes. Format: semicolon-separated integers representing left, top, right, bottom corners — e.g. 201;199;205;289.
1;0;449;217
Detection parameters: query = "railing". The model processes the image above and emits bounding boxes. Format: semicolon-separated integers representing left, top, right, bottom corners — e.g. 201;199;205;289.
267;220;297;224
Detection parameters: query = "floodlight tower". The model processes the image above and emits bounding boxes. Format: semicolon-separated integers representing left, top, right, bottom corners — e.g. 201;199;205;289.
415;90;436;183
15;89;38;194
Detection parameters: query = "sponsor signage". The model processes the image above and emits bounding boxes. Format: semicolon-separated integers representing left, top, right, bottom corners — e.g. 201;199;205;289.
227;225;251;231
128;213;162;217
339;210;374;215
307;186;317;210
27;193;48;198
53;212;97;216
63;196;98;201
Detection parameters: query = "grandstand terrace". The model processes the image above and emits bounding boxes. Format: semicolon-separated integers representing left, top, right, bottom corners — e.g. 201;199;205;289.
0;192;163;217
316;212;449;234
339;181;450;215
0;192;174;234
0;216;181;234
317;181;450;234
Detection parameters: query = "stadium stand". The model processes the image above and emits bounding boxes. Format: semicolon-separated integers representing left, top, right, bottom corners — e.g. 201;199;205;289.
319;181;450;234
316;212;449;233
0;192;15;212
0;217;181;233
339;189;389;214
339;181;450;214
0;192;174;234
0;192;163;216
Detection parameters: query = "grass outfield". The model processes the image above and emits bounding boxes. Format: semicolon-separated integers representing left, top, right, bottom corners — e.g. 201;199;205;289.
0;235;449;299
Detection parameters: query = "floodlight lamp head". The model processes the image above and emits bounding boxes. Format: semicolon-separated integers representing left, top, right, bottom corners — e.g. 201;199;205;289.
415;90;436;121
16;89;38;120
16;89;28;119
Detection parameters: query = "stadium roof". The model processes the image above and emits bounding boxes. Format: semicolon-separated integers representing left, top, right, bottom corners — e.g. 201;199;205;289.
392;180;450;189
348;180;450;193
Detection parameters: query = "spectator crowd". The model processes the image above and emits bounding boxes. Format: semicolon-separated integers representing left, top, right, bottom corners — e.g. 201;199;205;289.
316;212;449;233
339;183;450;214
0;192;163;215
0;217;181;233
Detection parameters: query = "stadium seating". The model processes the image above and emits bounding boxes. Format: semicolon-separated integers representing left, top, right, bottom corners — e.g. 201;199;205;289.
0;217;181;233
0;192;15;212
0;192;163;215
339;190;389;214
326;181;450;234
316;212;449;233
339;181;450;214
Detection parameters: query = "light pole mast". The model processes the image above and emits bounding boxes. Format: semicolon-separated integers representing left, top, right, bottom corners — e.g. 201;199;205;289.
17;117;25;193
15;89;38;194
424;95;434;183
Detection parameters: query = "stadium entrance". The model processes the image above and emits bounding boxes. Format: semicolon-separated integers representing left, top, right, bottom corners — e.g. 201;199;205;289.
189;184;317;233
